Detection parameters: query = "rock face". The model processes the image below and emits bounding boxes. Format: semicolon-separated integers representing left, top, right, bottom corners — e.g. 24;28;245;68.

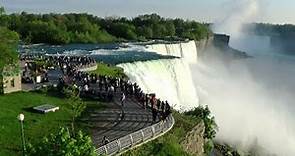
182;121;205;156
271;35;295;52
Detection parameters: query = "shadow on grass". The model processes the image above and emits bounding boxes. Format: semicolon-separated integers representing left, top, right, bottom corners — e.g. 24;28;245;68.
0;143;20;154
30;86;66;99
22;107;39;113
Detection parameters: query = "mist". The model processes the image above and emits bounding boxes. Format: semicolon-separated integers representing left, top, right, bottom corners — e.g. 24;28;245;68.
211;0;260;37
192;47;295;155
195;0;295;155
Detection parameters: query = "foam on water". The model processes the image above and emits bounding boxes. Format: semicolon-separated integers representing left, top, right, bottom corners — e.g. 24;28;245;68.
89;44;147;56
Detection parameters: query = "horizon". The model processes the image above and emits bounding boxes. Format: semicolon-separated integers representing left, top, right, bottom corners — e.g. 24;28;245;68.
1;0;295;25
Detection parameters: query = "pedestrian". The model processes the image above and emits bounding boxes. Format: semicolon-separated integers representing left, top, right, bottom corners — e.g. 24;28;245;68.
121;92;126;107
152;107;157;122
102;136;110;145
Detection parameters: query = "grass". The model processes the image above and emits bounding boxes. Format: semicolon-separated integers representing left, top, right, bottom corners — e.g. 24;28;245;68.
0;91;104;156
123;111;201;156
88;63;127;79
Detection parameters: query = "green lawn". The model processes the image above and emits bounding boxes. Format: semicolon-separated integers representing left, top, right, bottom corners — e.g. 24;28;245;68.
0;91;104;156
88;63;126;79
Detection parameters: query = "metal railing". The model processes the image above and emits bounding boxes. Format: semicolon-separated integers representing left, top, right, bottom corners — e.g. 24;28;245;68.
77;63;98;72
95;114;175;156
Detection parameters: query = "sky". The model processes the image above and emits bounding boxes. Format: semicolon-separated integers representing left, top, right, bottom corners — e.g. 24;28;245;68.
1;0;295;24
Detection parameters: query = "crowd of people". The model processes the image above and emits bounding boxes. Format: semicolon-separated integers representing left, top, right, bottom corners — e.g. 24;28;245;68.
21;55;49;83
21;54;172;123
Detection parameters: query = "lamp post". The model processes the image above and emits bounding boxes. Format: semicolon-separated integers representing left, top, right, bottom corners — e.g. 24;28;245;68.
18;113;26;156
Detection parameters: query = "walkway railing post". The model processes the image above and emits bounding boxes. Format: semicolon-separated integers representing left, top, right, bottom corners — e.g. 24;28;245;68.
130;134;134;146
151;125;156;137
117;140;121;151
141;130;145;141
104;145;108;155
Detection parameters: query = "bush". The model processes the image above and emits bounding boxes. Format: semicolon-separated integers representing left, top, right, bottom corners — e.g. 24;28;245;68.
27;127;96;156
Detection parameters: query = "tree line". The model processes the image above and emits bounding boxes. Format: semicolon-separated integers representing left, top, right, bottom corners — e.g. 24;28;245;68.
244;23;295;37
0;7;211;45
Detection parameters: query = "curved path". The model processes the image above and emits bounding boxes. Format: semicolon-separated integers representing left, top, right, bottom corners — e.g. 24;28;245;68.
83;91;155;147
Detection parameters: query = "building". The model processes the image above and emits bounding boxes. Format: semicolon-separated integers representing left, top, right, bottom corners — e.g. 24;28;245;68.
0;64;21;94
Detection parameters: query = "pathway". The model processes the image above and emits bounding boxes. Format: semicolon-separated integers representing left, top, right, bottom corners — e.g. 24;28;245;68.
82;91;155;147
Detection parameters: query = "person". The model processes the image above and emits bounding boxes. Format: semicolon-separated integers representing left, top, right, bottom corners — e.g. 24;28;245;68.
108;85;115;101
102;136;110;145
84;84;89;92
110;85;115;94
121;92;126;107
152;107;157;122
157;99;161;110
165;101;171;118
141;94;146;109
145;94;149;108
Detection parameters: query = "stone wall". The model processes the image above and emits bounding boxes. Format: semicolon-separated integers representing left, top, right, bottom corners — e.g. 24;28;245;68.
182;121;205;156
213;34;230;47
2;74;22;94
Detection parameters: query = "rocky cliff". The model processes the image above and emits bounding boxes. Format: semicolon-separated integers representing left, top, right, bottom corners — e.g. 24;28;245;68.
182;121;205;156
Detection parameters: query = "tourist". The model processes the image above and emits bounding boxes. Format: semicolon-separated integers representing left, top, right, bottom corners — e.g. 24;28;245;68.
102;136;110;145
152;107;157;122
121;92;126;107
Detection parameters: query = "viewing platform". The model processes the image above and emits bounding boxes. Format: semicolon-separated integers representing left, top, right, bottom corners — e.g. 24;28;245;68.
18;54;175;155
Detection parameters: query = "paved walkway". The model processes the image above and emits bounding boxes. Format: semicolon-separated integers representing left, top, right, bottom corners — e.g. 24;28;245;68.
82;92;155;147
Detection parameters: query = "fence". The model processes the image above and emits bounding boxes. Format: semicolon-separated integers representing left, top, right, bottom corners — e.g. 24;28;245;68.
77;63;97;72
95;114;175;156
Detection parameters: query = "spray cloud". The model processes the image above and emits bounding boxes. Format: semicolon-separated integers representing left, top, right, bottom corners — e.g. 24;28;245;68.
212;0;260;37
198;0;295;155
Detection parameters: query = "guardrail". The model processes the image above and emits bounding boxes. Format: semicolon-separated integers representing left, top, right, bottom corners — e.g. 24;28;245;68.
77;63;98;72
95;114;175;156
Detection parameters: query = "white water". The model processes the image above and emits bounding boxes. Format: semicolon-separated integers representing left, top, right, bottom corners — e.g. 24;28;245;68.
89;44;147;56
146;40;198;63
192;58;295;155
118;37;295;155
118;58;198;111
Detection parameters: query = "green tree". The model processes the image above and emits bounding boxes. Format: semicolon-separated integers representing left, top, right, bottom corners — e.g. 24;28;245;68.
2;12;211;44
27;127;96;156
0;7;10;28
0;6;5;15
137;26;153;39
0;27;19;70
165;21;176;37
185;105;218;139
111;23;137;40
152;23;166;38
63;86;86;134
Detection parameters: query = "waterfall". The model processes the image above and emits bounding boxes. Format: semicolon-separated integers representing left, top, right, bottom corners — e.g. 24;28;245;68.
118;58;199;111
180;41;198;63
119;40;202;111
118;36;295;155
146;40;198;64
